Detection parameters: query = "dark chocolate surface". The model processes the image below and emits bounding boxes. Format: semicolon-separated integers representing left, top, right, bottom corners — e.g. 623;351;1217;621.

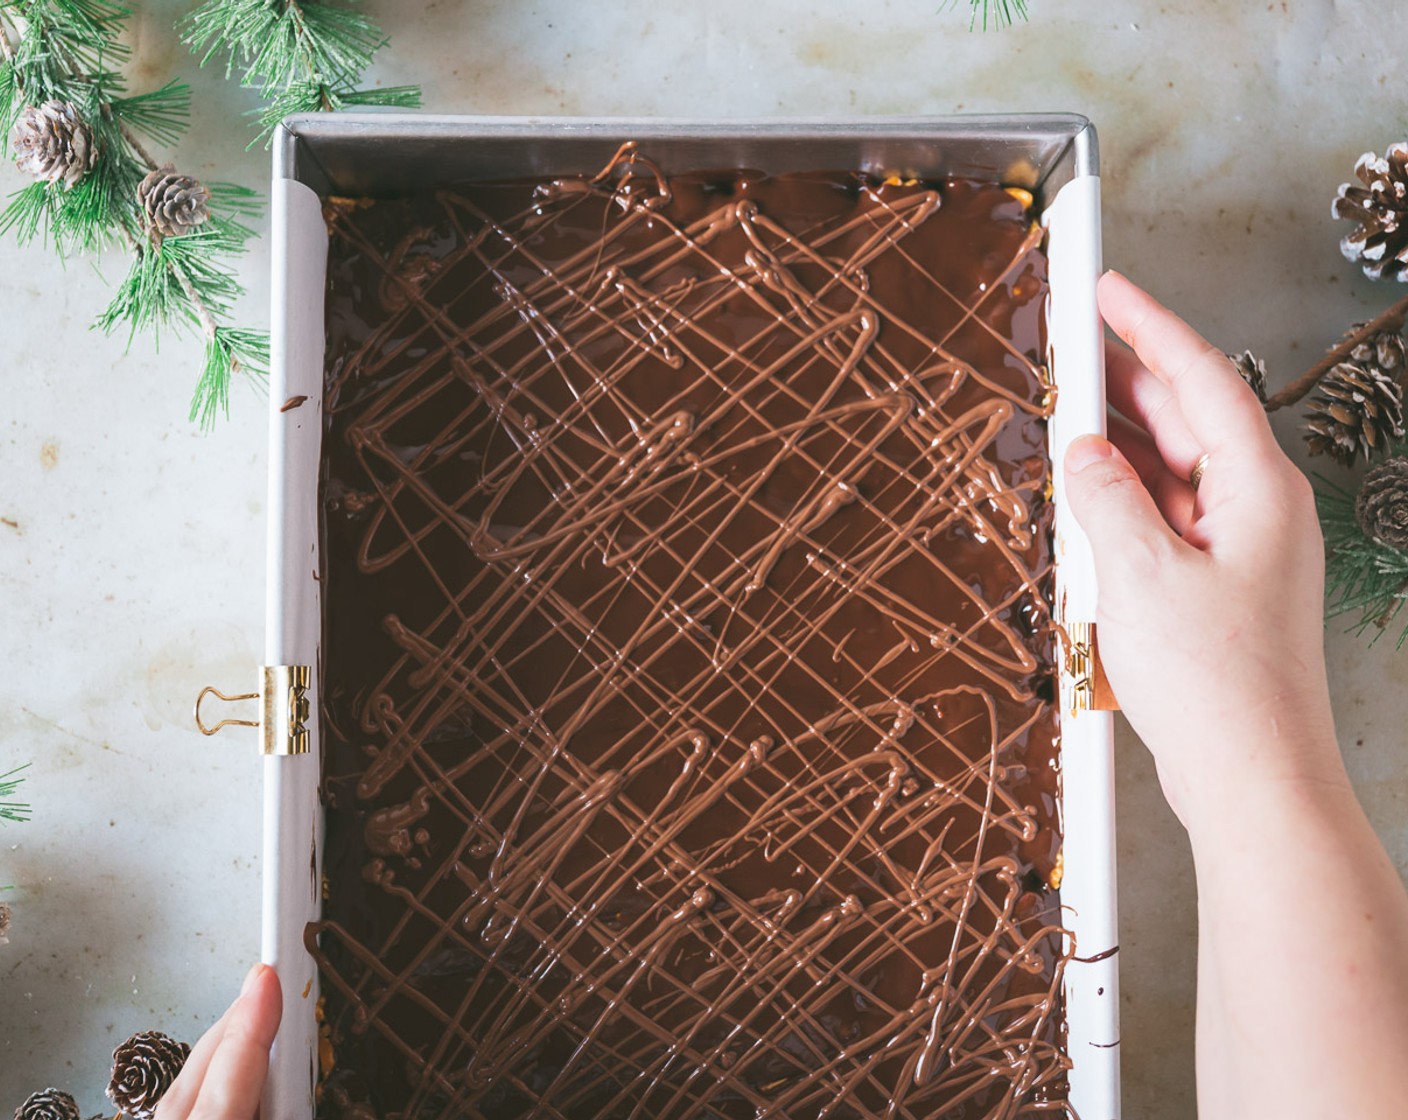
314;145;1068;1120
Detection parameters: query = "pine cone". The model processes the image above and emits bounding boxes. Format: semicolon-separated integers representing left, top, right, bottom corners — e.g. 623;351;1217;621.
1303;330;1407;466
1227;349;1269;402
12;1089;80;1120
9;101;98;189
1334;143;1408;281
1355;456;1408;551
1349;325;1408;380
136;165;211;238
0;901;10;942
107;1030;190;1119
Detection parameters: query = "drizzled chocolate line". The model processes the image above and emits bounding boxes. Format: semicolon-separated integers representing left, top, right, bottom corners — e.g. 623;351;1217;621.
313;146;1068;1119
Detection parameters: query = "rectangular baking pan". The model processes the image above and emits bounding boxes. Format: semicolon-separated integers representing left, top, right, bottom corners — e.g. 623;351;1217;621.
262;113;1117;1120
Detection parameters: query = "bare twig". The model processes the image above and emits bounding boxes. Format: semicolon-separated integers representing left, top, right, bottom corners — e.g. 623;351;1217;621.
163;248;245;376
1265;291;1408;411
118;119;160;172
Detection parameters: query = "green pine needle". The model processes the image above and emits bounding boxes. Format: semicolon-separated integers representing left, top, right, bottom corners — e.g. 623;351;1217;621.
336;83;420;109
0;764;30;825
110;80;192;147
97;210;258;339
98;235;198;339
180;0;278;73
247;77;325;143
23;0;130;48
182;0;421;145
52;162;133;251
0;115;146;254
941;0;1030;31
5;0;132;100
0;58;19;139
182;0;383;91
0;180;56;244
207;178;263;217
52;120;144;250
251;78;420;143
8;1;417;430
3;0;267;429
189;326;269;429
163;218;253;315
1318;474;1408;648
286;1;386;86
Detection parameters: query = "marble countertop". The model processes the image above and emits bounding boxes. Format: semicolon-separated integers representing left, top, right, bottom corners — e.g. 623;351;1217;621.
4;0;1406;1114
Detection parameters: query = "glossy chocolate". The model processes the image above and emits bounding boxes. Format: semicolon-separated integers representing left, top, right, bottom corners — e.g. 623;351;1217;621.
313;145;1068;1119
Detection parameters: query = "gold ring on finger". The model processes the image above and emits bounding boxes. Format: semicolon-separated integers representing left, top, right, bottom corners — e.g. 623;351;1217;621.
1190;452;1210;492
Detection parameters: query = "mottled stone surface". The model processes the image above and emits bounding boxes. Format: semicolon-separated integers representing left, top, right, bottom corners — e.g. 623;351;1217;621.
2;2;1405;1116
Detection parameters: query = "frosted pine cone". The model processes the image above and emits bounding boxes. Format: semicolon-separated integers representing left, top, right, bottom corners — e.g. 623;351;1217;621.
9;101;98;189
1349;326;1408;381
1227;349;1269;402
136;165;211;238
1355;456;1408;551
107;1030;190;1119
12;1089;80;1120
1334;143;1408;282
1303;329;1407;466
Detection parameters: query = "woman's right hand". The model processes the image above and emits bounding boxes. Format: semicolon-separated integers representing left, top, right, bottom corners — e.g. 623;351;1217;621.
1063;271;1347;830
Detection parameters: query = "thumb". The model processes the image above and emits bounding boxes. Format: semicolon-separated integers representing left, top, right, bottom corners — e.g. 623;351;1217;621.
1064;435;1182;578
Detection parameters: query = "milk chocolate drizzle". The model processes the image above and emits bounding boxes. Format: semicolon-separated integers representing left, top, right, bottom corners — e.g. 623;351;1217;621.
314;145;1068;1119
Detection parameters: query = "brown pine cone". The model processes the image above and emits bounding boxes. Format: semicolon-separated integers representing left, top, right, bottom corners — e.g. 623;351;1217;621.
136;165;211;238
12;1089;80;1120
1303;330;1407;466
107;1030;190;1119
1334;143;1408;282
1355;456;1408;551
1227;349;1268;402
0;901;11;941
9;101;98;189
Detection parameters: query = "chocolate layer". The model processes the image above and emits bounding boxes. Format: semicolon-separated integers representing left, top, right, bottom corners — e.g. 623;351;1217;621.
314;145;1068;1120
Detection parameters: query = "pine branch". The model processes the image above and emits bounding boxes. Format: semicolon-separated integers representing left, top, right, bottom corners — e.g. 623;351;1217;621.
1318;470;1408;648
0;179;51;241
180;0;422;144
1265;291;1408;411
111;80;191;149
190;326;269;427
183;0;379;89
97;192;266;425
251;76;418;142
1;2;265;422
0;764;30;825
0;8;142;248
941;0;1030;31
3;0;131;107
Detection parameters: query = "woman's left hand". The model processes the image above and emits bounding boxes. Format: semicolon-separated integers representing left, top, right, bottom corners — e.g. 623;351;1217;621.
153;964;282;1120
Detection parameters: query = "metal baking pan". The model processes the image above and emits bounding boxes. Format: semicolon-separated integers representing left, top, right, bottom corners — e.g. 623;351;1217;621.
260;113;1117;1120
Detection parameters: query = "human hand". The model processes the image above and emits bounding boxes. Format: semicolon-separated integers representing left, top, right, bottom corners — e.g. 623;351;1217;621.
1064;272;1345;830
153;964;281;1120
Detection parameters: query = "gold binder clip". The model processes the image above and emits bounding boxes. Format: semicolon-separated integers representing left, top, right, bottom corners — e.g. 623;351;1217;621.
194;666;311;756
1060;622;1118;716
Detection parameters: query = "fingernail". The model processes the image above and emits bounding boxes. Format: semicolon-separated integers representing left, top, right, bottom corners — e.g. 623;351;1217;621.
1066;435;1116;474
241;963;264;996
